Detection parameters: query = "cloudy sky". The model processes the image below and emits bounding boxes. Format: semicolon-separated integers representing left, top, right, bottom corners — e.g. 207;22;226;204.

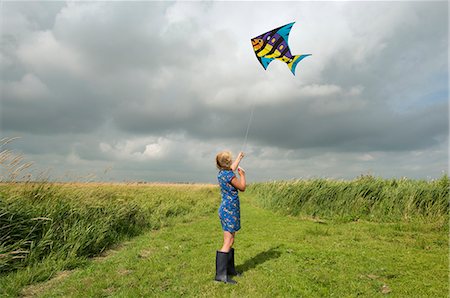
1;1;448;183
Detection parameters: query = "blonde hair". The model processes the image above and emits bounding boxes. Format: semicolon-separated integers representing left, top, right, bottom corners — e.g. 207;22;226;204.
216;151;232;170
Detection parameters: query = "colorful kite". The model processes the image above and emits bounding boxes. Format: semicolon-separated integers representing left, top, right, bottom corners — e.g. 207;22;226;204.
251;22;310;75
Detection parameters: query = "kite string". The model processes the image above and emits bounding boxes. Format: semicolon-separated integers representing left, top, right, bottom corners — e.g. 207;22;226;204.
241;101;255;154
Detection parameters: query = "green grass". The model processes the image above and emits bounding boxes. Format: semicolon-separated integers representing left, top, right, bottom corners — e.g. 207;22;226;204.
1;188;447;297
0;183;218;296
248;175;449;223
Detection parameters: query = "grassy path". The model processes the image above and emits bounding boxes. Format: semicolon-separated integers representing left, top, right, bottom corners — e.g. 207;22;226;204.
20;193;448;297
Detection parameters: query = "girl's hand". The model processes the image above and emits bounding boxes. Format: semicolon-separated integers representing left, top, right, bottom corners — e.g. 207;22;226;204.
238;152;245;160
237;167;245;176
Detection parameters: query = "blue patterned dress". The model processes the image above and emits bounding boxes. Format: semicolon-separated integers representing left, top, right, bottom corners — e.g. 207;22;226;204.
217;170;241;232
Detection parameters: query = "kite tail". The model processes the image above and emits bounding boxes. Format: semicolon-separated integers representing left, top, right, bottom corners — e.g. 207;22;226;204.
288;54;311;75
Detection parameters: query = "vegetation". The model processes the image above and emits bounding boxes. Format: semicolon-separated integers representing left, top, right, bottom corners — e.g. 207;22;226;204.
247;175;449;224
0;183;218;296
2;192;447;297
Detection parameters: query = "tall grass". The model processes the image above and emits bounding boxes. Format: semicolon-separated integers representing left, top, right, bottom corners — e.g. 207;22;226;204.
0;183;218;275
247;175;449;224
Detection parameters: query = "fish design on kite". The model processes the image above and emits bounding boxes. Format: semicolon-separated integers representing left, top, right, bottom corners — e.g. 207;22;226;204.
251;22;311;75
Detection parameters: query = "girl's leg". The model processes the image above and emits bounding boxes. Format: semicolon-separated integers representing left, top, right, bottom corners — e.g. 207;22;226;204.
220;231;234;252
230;232;236;248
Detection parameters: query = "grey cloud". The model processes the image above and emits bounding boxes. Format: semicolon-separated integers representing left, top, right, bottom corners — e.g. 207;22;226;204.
4;2;66;31
52;2;210;74
2;2;217;135
249;98;447;152
2;76;108;134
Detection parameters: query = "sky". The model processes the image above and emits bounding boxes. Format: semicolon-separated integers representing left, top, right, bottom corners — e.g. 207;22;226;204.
0;1;448;183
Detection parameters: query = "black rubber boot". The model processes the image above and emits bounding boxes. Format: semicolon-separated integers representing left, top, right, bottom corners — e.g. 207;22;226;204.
214;251;237;284
227;248;242;277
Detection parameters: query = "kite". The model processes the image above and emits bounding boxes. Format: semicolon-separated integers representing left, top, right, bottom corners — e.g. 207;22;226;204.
251;22;311;75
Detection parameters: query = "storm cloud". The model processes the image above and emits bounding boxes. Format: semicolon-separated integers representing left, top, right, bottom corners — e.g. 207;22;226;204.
1;1;448;182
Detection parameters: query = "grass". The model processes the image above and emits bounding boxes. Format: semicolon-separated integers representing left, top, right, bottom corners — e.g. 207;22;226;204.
1;187;447;297
247;175;449;224
0;183;218;296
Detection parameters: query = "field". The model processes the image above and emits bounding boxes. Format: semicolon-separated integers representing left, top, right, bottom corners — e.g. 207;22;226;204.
0;178;448;297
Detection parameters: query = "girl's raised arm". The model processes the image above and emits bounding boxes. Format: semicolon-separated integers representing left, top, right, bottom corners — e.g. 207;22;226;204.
230;152;244;171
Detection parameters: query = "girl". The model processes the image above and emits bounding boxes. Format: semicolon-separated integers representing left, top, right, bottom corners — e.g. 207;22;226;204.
214;151;246;284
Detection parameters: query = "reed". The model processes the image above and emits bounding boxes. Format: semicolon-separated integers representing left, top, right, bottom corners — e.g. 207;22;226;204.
0;182;218;275
247;175;449;224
